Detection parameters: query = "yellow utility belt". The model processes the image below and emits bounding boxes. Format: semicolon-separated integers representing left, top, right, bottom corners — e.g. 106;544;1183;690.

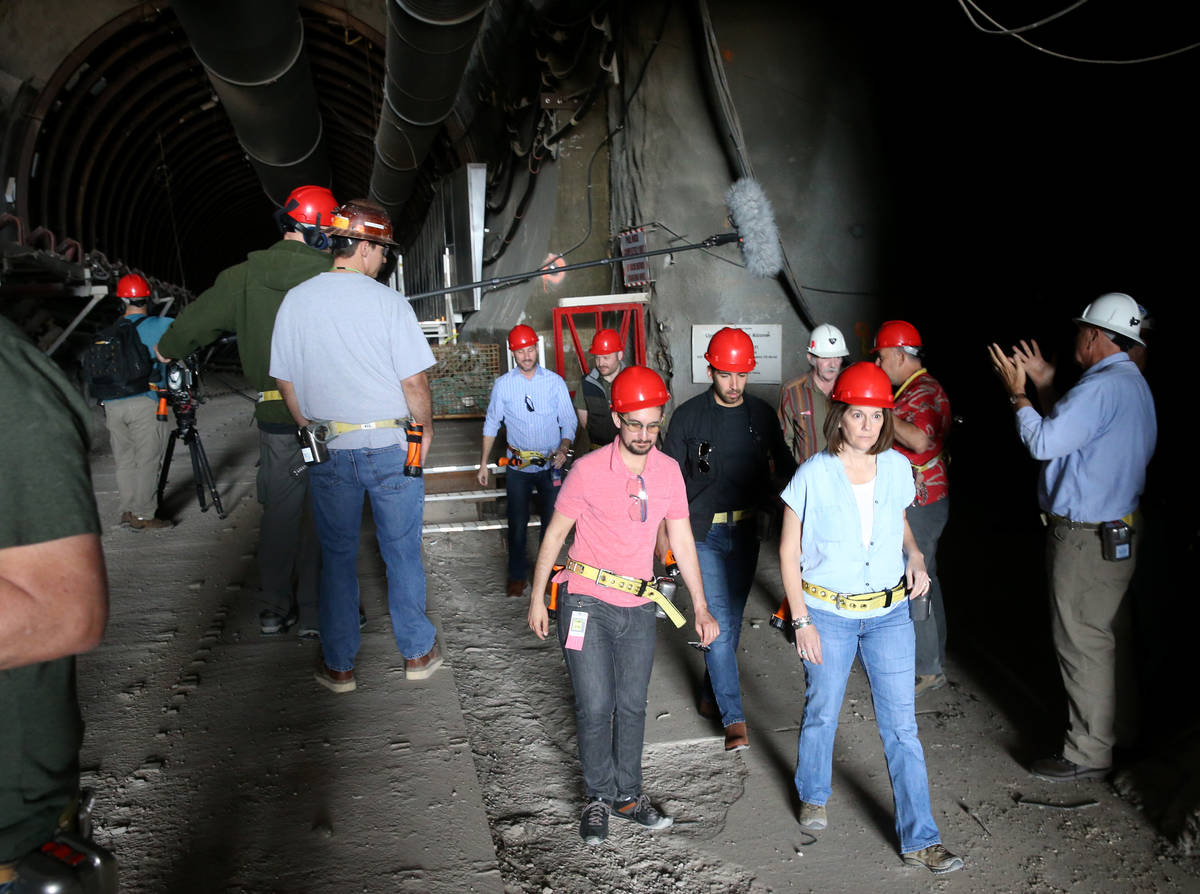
1044;511;1135;531
802;578;906;612
911;452;943;473
258;389;283;403
311;418;405;444
507;446;548;469
565;559;686;628
712;509;754;524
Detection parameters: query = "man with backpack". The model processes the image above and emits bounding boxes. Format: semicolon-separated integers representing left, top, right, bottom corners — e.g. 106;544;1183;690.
94;274;172;530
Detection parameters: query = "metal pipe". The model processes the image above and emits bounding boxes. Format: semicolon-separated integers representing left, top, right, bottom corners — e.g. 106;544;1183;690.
172;0;331;205
369;0;487;216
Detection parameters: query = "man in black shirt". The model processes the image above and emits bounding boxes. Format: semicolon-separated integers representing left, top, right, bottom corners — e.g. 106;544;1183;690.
662;327;794;751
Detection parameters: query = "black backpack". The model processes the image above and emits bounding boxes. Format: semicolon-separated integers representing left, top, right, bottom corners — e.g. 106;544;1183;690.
82;316;154;401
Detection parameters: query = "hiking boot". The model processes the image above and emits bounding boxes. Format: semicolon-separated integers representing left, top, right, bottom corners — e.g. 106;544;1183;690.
902;844;964;875
406;642;443;680
1030;755;1110;782
120;511;135;526
797;801;827;831
313;660;355;693
580;799;609;845
609;794;672;831
724;721;750;752
914;673;947;697
297;624;320;640
129;515;171;530
260;609;297;635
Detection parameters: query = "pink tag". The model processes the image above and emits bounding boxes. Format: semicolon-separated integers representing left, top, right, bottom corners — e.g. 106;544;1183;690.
564;610;588;651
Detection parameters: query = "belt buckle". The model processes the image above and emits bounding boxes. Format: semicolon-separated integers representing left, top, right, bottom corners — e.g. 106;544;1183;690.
835;591;848;610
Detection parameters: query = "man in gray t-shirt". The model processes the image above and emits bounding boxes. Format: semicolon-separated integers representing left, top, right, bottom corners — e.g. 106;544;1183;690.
271;200;441;692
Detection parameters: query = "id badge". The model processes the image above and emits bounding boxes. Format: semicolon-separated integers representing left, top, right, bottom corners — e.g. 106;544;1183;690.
564;610;589;651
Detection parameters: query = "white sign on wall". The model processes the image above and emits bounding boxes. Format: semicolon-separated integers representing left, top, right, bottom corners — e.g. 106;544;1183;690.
690;324;783;384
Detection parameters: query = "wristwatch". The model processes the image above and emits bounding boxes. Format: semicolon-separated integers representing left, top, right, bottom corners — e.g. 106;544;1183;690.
1008;393;1025;405
791;615;813;630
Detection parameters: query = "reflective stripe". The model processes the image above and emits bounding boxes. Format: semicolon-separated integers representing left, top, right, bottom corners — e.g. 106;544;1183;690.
258;389;284;403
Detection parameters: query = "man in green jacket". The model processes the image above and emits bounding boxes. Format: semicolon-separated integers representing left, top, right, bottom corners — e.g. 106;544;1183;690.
156;185;335;636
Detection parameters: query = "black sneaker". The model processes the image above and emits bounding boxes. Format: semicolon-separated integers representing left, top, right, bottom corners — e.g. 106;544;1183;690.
580;799;609;845
610;794;673;830
260;609;297;635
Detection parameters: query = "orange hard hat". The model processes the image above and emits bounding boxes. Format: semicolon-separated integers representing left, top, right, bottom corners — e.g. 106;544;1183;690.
704;327;756;372
831;362;894;409
508;325;538;350
589;329;623;355
611;366;670;412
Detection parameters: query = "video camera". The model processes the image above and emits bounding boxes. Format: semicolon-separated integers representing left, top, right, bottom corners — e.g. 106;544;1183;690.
158;355;199;414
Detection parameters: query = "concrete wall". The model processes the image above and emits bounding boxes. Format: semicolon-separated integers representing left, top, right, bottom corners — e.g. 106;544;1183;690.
609;2;885;410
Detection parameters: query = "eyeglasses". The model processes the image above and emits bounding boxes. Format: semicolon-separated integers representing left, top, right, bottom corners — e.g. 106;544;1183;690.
524;395;535;412
696;441;713;474
626;474;648;523
618;416;662;435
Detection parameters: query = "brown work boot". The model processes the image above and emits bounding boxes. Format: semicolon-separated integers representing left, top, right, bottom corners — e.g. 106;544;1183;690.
406;642;444;680
506;579;527;597
724;721;749;752
314;660;355;693
797;801;827;830
130;515;172;530
120;511;135;526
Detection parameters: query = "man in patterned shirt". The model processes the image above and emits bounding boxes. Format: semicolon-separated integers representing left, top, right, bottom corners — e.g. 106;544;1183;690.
778;323;850;465
874;321;952;697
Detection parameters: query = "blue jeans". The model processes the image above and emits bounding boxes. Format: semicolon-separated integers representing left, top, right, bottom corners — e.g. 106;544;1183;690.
557;589;658;802
309;445;436;670
907;498;949;676
506;467;559;581
794;604;941;854
695;520;759;726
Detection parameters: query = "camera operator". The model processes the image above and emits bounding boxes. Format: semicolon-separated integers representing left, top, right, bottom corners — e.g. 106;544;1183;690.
156;186;337;636
1;316;115;893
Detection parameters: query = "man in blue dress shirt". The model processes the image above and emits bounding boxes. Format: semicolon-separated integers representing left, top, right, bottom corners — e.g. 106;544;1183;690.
989;292;1156;781
478;325;577;597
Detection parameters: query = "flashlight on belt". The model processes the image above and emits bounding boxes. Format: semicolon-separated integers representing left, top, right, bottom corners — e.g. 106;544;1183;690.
663;548;680;579
546;563;566;619
404;421;423;477
155;394;168;421
769;597;790;631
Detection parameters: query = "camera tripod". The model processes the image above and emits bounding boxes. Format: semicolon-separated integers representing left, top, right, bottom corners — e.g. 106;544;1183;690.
156;394;226;518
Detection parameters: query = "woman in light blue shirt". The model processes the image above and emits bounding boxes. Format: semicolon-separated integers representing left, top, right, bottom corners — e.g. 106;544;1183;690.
778;362;963;875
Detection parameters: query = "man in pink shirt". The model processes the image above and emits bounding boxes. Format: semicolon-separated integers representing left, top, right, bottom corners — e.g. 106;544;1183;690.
528;366;719;846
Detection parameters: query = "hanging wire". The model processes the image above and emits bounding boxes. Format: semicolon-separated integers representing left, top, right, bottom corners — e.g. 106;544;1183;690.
156;132;188;291
957;0;1092;36
956;0;1200;63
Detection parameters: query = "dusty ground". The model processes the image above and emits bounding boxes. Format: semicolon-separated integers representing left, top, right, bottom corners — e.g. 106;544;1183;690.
77;388;1200;892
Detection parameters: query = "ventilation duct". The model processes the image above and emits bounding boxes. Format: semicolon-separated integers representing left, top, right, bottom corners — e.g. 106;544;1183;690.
172;0;330;206
369;0;487;220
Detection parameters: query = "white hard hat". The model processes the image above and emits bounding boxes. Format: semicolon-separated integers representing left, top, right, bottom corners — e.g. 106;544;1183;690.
1074;292;1145;346
807;323;850;358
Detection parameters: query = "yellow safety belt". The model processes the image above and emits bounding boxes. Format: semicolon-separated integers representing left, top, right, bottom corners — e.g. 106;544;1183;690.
565;559;687;628
257;389;283;403
507;446;548;468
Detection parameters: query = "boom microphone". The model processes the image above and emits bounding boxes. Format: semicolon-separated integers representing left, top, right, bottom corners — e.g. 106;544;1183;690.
725;177;782;279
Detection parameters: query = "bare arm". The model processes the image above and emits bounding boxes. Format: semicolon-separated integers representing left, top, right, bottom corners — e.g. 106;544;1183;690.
527;511;576;639
901;513;930;597
576;408;588;430
478;434;497;487
0;534;109;670
276;378;308;427
779;506;821;663
892;417;934;454
663;516;719;646
400;371;434;465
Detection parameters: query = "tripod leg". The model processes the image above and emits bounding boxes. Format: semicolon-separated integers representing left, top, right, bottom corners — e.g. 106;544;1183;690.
157;430;179;510
192;429;227;519
185;430;209;512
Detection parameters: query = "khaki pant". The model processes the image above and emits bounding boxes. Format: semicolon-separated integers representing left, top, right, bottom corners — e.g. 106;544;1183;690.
1047;522;1137;768
104;397;166;519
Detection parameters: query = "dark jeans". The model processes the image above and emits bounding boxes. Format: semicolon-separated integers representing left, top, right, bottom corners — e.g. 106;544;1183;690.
907;498;949;676
557;589;658;802
505;468;559;581
695;520;760;726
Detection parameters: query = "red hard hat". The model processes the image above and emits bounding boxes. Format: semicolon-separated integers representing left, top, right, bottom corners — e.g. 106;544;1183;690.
831;362;894;409
611;366;670;412
704;327;756;372
116;273;151;300
872;320;922;353
324;200;398;247
589;329;623;355
508;324;538;350
285;185;338;226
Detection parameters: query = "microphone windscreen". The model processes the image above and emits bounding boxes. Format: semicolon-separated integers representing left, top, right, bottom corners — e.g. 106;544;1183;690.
725;178;782;279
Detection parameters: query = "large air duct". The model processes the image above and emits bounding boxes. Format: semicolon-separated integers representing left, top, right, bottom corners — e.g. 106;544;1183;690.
369;0;488;220
171;0;330;206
